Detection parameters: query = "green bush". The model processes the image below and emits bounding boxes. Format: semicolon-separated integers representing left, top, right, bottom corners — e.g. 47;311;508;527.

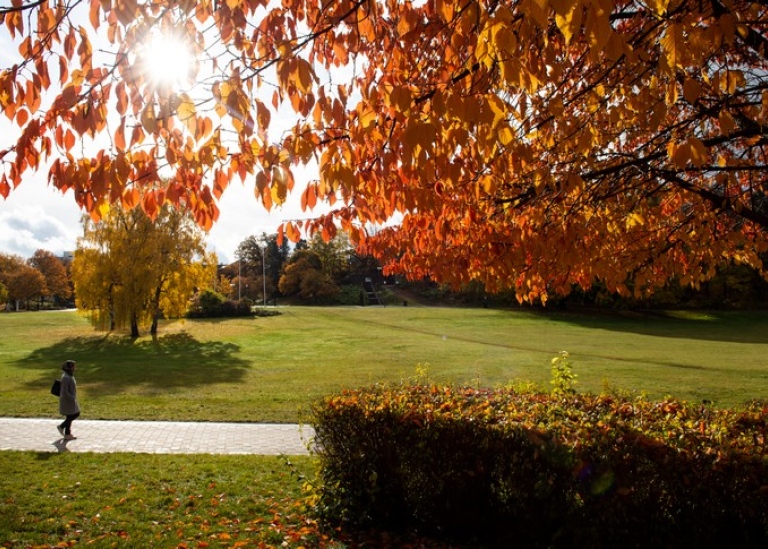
187;290;254;317
337;284;367;305
310;385;768;547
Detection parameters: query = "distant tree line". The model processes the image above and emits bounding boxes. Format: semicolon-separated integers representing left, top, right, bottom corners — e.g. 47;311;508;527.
405;263;768;311
0;250;73;311
4;212;767;334
191;232;390;319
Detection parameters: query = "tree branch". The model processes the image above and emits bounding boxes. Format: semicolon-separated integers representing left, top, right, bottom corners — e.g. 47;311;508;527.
660;170;768;229
0;0;47;15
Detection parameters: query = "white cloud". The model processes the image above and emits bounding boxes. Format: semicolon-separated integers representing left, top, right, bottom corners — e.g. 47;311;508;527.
0;179;83;258
0;167;327;264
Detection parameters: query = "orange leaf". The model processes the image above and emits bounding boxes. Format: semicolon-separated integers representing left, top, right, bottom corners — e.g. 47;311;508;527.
64;129;75;151
15;107;28;126
89;0;101;30
142;191;159;219
115;120;126;151
294;58;314;94
58;56;69;86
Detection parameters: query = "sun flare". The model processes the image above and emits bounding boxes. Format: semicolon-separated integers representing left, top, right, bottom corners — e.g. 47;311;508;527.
140;33;195;89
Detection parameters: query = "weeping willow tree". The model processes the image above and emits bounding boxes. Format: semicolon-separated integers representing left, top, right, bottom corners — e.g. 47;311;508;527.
72;203;216;337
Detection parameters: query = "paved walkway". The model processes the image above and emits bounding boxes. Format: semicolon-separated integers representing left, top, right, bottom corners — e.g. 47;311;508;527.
0;418;314;455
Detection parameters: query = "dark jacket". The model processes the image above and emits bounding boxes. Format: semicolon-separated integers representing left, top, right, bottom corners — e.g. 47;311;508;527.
59;373;80;416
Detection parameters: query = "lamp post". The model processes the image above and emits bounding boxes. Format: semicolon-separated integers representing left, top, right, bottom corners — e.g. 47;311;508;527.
238;257;241;300
261;244;267;310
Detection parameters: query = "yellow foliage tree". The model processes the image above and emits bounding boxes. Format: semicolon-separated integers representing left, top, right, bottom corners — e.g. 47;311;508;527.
2;0;768;302
71;204;215;336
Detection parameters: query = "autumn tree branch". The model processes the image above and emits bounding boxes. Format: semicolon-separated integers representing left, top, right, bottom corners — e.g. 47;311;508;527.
0;0;47;15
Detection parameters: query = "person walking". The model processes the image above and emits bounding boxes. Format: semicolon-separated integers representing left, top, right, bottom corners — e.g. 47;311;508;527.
57;360;80;440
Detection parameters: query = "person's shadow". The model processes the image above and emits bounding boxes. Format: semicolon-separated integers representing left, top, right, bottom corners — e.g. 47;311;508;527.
52;438;71;453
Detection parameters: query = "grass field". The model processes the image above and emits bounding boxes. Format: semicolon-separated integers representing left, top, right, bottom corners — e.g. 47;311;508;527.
0;451;326;548
1;305;767;422
2;305;768;547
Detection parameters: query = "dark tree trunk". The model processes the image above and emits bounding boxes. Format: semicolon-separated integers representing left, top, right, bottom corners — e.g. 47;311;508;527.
150;285;163;335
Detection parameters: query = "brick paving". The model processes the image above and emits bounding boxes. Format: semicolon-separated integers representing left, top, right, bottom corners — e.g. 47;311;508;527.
0;418;314;455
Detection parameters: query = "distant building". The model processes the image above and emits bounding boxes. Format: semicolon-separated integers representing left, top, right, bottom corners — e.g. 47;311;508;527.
59;252;75;264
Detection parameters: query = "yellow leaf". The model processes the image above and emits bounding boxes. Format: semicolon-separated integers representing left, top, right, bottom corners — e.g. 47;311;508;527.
625;212;645;229
96;200;110;221
555;5;576;45
719;110;735;135
724;70;745;94
218;80;233;103
666;80;678;105
486;95;508;127
176;93;196;135
294;58;314;94
499;126;515;146
661;22;683;70
492;24;516;54
141;103;157;133
554;1;583;46
277;41;292;59
667;141;688;169
255;100;271;132
526;0;550;29
647;0;670;15
480;175;497;195
682;78;701;104
70;68;84;87
687;137;708;167
585;4;610;53
358;105;377;128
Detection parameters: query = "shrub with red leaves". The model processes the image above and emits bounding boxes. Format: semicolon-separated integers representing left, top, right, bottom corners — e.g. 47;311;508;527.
310;385;768;547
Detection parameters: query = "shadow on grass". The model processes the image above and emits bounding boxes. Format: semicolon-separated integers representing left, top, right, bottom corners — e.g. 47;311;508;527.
17;331;249;395
510;307;768;345
348;304;768;346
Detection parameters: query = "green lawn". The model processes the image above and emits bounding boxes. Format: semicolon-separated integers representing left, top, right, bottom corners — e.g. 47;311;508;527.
0;451;328;548
2;306;768;547
1;306;767;422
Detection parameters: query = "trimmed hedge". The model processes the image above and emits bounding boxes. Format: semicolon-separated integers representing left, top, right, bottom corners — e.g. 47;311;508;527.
310;385;768;547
